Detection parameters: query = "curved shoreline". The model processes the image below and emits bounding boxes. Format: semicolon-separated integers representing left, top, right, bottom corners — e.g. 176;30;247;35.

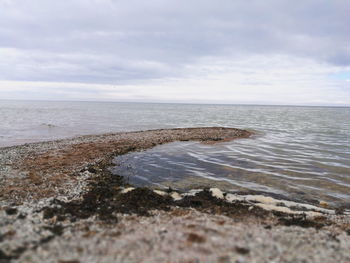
1;127;350;262
0;127;251;204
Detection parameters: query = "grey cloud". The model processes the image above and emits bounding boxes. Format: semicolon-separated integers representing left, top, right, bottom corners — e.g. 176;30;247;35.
0;0;349;84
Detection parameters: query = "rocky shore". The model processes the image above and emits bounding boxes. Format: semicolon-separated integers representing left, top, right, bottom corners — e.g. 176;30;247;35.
0;127;349;263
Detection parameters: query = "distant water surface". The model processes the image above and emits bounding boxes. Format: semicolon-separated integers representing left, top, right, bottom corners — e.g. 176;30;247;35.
1;100;349;205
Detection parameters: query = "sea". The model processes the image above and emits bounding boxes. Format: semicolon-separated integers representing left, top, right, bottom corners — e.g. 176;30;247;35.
1;100;349;206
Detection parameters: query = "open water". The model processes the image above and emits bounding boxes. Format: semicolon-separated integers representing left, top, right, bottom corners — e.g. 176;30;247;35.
1;100;349;205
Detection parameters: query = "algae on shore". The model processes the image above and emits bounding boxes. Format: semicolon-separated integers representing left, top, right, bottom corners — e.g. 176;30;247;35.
0;127;349;263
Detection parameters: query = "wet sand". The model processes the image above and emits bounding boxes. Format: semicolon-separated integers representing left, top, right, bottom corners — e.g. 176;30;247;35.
0;127;349;263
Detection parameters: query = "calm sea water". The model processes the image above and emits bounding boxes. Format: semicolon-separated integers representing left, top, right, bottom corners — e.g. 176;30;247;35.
1;100;349;205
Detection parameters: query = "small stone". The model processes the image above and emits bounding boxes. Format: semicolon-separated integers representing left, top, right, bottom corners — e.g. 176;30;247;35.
170;192;182;201
319;201;329;208
235;246;250;255
5;207;18;215
120;187;135;194
187;232;206;243
87;167;97;173
153;190;167;196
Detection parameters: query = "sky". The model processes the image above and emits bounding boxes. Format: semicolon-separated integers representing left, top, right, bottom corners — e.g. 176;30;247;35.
0;0;350;105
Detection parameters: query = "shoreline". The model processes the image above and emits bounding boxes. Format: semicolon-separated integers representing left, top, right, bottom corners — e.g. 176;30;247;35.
0;127;251;204
1;127;349;262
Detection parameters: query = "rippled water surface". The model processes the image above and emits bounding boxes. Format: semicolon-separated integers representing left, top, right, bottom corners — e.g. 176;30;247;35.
1;100;349;205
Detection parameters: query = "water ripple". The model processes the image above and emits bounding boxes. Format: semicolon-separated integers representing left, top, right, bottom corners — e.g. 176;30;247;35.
1;101;349;205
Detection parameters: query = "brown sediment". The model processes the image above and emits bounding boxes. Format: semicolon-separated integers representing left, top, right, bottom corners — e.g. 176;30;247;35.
0;127;347;227
1;127;350;263
0;127;251;204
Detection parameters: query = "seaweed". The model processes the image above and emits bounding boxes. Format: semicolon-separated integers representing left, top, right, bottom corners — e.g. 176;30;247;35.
278;216;328;229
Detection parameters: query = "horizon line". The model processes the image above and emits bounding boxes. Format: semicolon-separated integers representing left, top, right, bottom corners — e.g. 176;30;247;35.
1;98;350;108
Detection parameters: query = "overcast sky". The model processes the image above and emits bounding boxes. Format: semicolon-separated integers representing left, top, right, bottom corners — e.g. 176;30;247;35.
0;0;349;105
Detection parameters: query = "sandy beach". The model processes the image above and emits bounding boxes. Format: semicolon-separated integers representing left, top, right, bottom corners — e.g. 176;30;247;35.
1;127;349;263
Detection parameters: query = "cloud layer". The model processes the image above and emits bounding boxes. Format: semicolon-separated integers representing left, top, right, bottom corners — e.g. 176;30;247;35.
0;0;349;105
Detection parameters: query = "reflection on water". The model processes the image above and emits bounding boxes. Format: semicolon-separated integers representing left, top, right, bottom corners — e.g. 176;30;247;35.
1;100;350;205
112;137;350;206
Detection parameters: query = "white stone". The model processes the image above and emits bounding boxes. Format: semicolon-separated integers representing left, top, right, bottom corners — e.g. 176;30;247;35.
255;203;323;217
120;187;135;194
209;188;224;199
170;192;182;201
182;189;203;197
153;190;167;196
225;193;245;203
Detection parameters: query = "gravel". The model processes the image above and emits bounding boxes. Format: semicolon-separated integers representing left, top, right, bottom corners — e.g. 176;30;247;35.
0;127;349;263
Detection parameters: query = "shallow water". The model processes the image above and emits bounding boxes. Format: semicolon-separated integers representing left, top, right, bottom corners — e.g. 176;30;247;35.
1;100;349;205
112;139;350;206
